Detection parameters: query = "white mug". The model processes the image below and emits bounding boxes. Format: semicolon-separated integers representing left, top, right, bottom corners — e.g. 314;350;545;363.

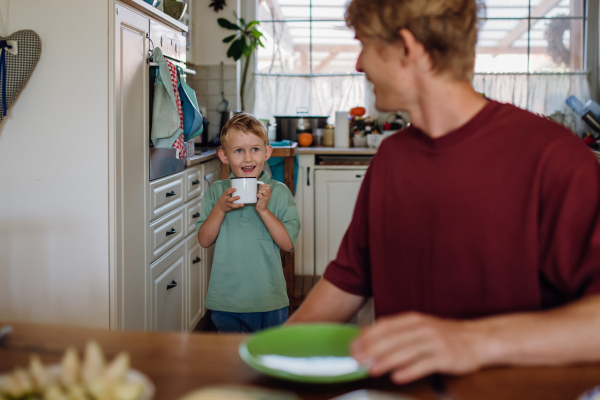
231;177;265;204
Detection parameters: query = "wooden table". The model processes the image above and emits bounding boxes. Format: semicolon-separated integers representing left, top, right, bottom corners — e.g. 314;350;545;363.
219;143;298;298
3;322;600;400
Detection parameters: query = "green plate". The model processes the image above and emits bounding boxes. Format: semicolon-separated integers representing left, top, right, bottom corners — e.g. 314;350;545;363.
239;323;369;384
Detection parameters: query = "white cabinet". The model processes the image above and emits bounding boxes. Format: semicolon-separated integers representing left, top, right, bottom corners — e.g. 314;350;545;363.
185;196;203;236
149;206;186;263
112;5;150;331
185;233;204;330
151;240;186;332
295;155;316;275
150;172;186;221
185;165;204;201
314;169;367;275
203;159;221;193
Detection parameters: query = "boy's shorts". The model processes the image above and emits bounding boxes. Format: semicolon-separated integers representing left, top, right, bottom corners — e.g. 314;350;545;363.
211;307;288;333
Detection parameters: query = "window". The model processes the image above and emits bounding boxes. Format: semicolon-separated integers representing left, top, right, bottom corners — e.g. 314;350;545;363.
254;0;593;124
473;0;591;117
254;0;365;124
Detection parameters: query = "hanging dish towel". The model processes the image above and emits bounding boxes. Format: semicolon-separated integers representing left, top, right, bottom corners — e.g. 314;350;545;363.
176;66;203;141
150;47;185;158
166;60;185;158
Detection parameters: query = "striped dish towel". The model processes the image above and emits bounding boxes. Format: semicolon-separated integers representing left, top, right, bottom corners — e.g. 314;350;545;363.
166;60;185;159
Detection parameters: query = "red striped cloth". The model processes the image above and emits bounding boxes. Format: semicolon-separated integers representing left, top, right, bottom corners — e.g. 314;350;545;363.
166;60;185;159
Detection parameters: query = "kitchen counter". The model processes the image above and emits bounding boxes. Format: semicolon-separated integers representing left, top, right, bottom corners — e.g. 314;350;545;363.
297;147;377;155
2;321;600;400
186;149;218;168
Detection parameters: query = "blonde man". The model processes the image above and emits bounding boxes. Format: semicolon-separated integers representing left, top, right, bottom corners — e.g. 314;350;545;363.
197;113;300;333
290;0;600;384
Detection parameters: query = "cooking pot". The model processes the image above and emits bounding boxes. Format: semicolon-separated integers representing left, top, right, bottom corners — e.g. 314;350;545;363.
274;108;328;142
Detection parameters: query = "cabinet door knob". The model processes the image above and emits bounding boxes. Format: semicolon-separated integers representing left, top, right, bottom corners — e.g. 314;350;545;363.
192;180;200;185
193;213;200;218
193;257;201;264
166;228;176;236
167;280;177;290
166;191;176;197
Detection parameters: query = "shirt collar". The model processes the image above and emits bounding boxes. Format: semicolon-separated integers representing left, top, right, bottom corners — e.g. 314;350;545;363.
229;169;270;180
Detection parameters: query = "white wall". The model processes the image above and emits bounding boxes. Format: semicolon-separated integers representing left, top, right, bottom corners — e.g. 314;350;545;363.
191;0;240;66
0;0;110;328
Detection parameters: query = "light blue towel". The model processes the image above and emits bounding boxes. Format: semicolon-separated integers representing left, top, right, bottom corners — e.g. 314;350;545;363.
151;48;183;149
268;141;299;195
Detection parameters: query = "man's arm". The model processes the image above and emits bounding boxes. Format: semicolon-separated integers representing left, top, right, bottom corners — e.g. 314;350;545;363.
287;279;366;323
351;294;600;384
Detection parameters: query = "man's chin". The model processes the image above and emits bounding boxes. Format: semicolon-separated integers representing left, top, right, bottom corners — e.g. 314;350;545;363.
374;99;397;113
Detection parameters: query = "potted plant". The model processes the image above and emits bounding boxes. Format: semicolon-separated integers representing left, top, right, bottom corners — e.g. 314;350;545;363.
218;15;264;112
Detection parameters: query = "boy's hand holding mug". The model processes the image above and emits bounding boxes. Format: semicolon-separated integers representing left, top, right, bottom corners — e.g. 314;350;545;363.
217;188;244;213
256;184;271;213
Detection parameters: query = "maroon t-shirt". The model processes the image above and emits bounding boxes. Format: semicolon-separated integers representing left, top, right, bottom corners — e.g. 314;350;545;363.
324;101;600;319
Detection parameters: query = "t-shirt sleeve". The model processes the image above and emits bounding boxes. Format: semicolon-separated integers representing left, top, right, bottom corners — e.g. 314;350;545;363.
273;183;301;250
322;160;373;297
195;181;223;240
539;139;600;303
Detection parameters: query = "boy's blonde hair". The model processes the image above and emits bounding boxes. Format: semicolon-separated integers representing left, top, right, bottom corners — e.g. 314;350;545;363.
345;0;478;82
220;112;269;150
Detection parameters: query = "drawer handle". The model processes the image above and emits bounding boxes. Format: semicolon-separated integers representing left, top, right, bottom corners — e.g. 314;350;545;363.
166;191;176;197
193;213;200;218
167;280;177;290
192;180;200;185
355;175;363;178
193;257;201;264
166;228;176;236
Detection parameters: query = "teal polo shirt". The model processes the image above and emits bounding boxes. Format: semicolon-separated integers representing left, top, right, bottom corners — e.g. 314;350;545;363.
195;170;301;313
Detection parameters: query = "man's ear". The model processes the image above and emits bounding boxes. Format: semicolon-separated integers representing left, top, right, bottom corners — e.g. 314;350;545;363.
218;148;229;164
265;145;273;161
398;28;426;66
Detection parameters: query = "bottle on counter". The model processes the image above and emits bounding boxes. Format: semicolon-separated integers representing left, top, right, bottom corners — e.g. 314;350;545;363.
323;125;335;147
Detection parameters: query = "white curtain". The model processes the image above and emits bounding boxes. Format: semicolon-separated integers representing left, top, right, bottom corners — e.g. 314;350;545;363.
472;74;591;133
254;74;366;124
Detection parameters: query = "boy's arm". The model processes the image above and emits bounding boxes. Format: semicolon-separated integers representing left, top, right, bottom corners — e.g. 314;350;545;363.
256;183;299;252
257;208;294;251
197;187;242;248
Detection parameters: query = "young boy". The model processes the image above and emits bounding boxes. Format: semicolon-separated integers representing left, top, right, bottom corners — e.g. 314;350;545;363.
196;113;300;333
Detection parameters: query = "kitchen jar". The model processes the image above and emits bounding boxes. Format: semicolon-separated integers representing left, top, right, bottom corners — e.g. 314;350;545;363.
323;125;334;147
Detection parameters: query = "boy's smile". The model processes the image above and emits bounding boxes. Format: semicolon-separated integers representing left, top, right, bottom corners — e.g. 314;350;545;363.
218;130;272;178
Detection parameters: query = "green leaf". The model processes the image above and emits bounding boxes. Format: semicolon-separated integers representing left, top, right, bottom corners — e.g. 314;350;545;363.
243;45;252;58
227;37;245;61
240;17;246;28
217;18;240;30
250;29;262;39
257;39;265;48
223;34;236;43
246;21;259;29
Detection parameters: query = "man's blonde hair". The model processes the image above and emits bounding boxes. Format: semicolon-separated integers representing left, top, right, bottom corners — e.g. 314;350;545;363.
346;0;478;82
220;112;269;150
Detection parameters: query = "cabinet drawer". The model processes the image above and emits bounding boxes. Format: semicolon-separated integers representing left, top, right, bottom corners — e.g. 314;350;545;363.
150;172;185;221
185;165;204;202
151;240;185;332
203;159;221;194
149;206;185;263
185;197;203;236
186;233;203;331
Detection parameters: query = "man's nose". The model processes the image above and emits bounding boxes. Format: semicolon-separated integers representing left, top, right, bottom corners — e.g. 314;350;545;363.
356;52;364;73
